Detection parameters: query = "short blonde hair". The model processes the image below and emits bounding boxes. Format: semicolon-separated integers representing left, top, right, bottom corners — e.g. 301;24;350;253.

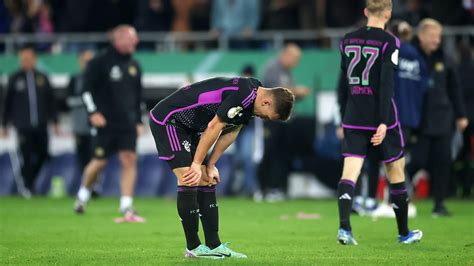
418;18;443;33
366;0;392;16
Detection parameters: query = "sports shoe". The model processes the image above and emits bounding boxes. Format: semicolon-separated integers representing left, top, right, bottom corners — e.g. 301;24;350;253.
209;242;247;258
74;199;86;214
337;228;358;245
432;206;452;217
185;244;224;259
398;230;423;244
114;208;146;223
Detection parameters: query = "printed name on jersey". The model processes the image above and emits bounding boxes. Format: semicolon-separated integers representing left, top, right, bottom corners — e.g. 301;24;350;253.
110;65;122;81
391;49;399;66
227;106;243;119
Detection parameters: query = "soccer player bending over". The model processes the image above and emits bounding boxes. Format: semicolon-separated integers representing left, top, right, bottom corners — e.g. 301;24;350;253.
337;0;422;245
149;77;294;259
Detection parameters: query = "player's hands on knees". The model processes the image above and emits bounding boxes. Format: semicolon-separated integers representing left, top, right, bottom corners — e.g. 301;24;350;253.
371;124;387;146
183;162;202;186
206;165;220;186
90;112;107;128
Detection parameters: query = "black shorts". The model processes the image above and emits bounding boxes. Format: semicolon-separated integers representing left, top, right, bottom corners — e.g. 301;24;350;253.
92;129;137;159
149;118;203;169
342;124;404;164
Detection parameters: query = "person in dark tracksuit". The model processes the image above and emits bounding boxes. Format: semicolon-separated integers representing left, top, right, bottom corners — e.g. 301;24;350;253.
406;19;469;216
67;51;94;173
1;46;59;194
457;44;474;198
73;25;145;222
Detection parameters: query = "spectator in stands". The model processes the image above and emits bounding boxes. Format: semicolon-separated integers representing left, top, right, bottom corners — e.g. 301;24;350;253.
211;0;260;49
190;0;211;31
66;51;94;179
87;0;135;32
395;0;428;26
135;0;174;32
0;0;10;33
457;43;474;197
258;43;310;202
0;46;59;194
429;0;473;25
406;19;469;216
5;0;53;34
262;0;300;30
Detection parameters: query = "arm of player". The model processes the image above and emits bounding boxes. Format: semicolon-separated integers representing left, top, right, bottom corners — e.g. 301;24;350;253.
182;115;227;186
82;59;106;128
446;63;468;132
206;125;243;184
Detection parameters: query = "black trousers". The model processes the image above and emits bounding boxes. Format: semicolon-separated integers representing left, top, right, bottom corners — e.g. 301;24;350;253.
75;134;93;170
456;125;474;197
406;133;452;208
17;128;49;192
258;117;315;194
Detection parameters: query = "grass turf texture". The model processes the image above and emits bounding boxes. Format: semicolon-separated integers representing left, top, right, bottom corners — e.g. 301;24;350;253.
1;197;473;265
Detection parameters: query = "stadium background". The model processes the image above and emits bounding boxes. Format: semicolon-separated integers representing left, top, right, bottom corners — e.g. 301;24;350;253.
0;0;473;197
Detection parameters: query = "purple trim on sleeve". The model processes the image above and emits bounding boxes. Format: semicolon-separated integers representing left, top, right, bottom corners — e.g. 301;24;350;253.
159;155;175;161
342;153;367;159
242;89;257;108
150;86;239;125
387;31;401;48
339;40;344;52
197;186;216;192
339;179;356;188
382;42;389;56
166;125;177;151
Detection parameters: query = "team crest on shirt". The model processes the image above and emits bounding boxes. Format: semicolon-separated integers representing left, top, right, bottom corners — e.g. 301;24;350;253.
95;147;105;157
128;65;137;76
435;62;444;72
15;79;26;92
227;106;243;119
182;140;191;152
110;65;122;81
36;75;45;87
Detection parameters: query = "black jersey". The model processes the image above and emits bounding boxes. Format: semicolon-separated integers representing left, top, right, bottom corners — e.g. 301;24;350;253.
338;26;400;130
150;77;261;132
82;47;143;132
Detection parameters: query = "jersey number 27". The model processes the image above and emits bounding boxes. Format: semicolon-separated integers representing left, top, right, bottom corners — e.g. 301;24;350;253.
345;46;379;86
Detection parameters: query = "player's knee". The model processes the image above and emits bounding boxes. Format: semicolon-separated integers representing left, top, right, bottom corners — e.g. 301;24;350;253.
88;159;107;171
119;151;137;169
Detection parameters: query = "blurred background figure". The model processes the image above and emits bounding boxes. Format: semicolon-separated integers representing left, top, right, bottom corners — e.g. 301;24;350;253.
406;19;469;216
66;50;94;193
1;46;59;195
211;0;260;49
74;25;145;222
453;42;474;198
231;64;264;196
258;43;310;202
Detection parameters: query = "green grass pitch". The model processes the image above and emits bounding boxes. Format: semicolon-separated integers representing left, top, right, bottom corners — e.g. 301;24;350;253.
1;197;473;265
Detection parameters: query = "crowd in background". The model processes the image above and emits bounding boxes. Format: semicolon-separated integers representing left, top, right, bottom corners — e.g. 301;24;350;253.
0;0;473;44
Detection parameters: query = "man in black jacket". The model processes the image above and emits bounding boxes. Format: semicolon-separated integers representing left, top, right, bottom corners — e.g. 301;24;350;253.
407;19;468;216
1;46;59;194
74;25;145;223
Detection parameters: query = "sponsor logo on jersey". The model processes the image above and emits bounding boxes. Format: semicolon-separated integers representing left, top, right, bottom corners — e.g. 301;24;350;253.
15;79;26;92
227;106;243;119
110;65;122;81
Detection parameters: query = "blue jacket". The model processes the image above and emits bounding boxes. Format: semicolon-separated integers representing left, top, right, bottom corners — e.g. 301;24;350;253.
394;42;429;129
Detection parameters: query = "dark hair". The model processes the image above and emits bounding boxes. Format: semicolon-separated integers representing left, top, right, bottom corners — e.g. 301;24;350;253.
271;87;295;121
18;45;36;54
241;64;255;76
388;20;413;42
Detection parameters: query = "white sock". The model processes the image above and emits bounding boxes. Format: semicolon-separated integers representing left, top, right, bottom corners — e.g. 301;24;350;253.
77;186;91;203
120;196;133;212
